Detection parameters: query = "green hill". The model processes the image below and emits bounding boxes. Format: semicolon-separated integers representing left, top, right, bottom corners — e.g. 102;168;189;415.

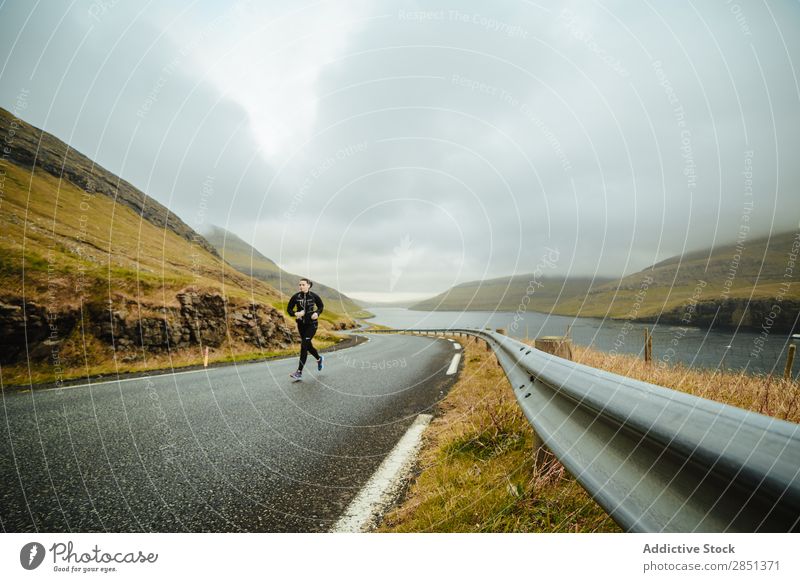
204;225;373;319
558;231;799;331
409;232;799;332
409;275;613;313
0;106;351;385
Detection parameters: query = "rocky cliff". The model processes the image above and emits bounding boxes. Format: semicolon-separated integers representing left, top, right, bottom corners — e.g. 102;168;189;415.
0;288;297;365
640;297;799;333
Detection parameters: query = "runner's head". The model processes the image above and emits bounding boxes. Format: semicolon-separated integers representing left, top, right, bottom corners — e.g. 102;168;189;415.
298;278;312;292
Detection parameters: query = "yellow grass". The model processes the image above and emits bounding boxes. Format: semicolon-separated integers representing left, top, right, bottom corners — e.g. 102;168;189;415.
568;344;800;424
0;162;356;327
1;329;343;388
381;333;799;533
361;322;393;331
379;335;621;533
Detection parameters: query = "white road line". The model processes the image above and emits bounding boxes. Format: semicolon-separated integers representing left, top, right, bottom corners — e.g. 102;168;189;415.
31;337;369;393
446;353;461;375
453;342;461;350
330;413;433;533
37;366;211;392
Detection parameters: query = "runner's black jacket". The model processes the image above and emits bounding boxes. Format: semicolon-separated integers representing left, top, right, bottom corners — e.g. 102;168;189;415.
287;291;324;325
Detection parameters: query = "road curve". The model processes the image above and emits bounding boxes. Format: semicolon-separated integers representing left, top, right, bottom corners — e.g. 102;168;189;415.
0;333;460;532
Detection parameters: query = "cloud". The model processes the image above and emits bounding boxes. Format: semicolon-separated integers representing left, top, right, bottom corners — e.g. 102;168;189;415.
1;0;798;299
161;0;374;158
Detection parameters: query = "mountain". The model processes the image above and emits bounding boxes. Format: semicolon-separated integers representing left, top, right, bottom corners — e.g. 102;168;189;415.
357;299;421;309
409;232;799;332
0;106;344;380
558;231;799;331
203;225;373;319
0;107;218;257
409;275;614;313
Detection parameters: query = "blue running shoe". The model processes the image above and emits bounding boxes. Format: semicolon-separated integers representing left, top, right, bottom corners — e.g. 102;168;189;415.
289;370;302;381
317;355;324;371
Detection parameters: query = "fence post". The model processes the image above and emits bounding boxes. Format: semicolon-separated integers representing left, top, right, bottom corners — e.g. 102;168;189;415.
531;431;550;468
644;328;652;364
785;344;796;380
534;336;573;361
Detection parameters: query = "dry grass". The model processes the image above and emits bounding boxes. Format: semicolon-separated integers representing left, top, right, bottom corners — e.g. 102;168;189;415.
380;334;799;533
379;335;621;533
1;329;342;388
1;162;357;388
568;344;800;424
0;162;356;325
362;322;393;331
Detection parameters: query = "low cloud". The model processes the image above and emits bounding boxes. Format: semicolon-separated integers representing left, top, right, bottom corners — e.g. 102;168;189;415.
1;0;798;300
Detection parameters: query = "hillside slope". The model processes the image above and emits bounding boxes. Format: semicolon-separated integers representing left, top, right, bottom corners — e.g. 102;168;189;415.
557;231;799;331
204;225;372;319
0;107;346;384
0;107;218;256
409;274;613;313
409;233;799;332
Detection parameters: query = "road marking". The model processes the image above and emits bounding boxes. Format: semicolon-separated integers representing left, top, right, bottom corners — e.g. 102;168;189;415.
38;366;211;392
453;342;461;350
330;413;433;533
446;353;461;375
31;339;367;393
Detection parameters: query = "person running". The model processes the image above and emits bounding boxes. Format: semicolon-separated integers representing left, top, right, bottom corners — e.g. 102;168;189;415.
287;278;324;381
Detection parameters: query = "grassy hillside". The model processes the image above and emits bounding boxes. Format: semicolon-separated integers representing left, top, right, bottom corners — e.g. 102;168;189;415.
0;160;278;309
409;275;613;313
0;107;352;386
409;233;799;331
556;231;799;321
204;225;373;319
0;107;218;256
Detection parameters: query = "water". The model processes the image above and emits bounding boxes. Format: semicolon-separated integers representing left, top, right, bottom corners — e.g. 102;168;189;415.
366;307;797;377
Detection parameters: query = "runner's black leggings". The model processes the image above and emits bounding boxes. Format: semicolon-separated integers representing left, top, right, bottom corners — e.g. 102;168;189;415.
297;321;320;371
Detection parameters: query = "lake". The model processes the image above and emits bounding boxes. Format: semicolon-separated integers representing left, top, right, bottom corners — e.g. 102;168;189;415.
365;307;798;377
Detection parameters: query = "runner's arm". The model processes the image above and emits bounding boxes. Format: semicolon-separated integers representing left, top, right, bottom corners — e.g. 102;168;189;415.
315;293;324;316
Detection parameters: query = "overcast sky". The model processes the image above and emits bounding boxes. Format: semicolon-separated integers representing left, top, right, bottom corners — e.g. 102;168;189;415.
2;1;799;302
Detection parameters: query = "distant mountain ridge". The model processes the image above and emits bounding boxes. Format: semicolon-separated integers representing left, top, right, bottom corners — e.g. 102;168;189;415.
203;225;372;319
409;274;615;313
409;232;799;332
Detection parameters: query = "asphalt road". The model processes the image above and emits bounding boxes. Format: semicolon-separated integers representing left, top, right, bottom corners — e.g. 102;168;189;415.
0;333;461;532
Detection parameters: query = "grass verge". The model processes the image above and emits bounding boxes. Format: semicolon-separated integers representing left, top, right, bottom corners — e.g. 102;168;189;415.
381;334;799;533
1;332;344;389
379;335;621;533
570;344;800;424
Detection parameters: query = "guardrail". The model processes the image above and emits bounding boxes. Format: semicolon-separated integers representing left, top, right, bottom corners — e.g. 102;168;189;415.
368;327;800;532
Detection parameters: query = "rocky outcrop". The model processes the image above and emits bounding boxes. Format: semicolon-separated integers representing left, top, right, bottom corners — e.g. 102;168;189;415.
0;300;79;363
92;290;296;350
639;298;799;333
0;289;297;364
